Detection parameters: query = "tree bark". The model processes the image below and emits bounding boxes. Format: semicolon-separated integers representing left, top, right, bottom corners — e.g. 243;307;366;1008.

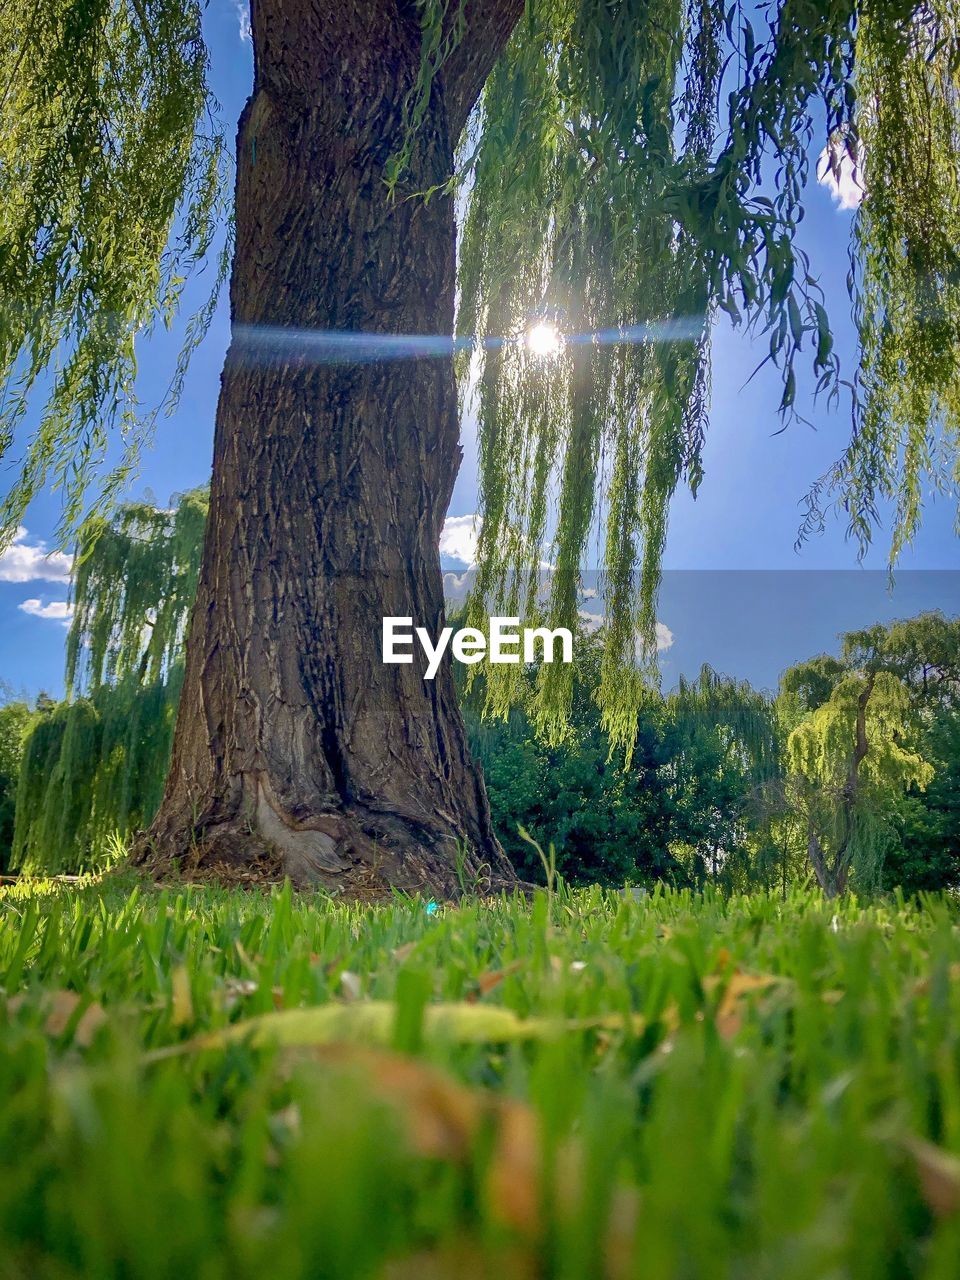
135;0;523;894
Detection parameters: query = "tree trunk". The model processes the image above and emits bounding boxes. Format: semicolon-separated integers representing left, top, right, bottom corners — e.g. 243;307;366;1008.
135;0;522;895
804;673;877;898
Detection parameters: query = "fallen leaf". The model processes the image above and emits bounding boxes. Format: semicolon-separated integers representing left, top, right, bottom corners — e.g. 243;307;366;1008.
7;990;107;1048
705;969;783;1040
903;1136;960;1217
302;1046;637;1274
467;961;523;1002
382;1240;536;1280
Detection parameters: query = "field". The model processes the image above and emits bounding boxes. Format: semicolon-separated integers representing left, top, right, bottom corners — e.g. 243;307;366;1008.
3;876;960;1278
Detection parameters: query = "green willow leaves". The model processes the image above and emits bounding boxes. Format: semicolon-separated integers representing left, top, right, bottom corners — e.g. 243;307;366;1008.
13;488;206;871
449;0;959;755
66;487;208;692
809;1;960;560
0;0;228;548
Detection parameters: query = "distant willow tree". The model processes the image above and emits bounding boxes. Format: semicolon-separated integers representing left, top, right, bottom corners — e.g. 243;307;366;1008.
11;492;206;873
0;2;958;891
777;612;959;895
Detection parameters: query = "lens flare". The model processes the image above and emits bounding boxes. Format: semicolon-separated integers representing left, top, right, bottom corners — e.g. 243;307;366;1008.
525;321;563;357
231;316;704;367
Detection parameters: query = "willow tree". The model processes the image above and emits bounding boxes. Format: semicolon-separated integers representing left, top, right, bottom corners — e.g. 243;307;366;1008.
1;1;958;891
9;490;207;874
783;667;932;895
777;615;960;894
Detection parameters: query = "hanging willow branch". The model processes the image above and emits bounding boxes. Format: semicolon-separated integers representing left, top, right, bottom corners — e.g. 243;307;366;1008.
443;0;959;757
66;487;208;693
13;486;207;871
0;0;229;549
803;0;960;558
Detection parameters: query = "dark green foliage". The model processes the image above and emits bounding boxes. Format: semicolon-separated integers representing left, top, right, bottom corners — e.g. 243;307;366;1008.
0;701;32;872
885;711;960;895
465;641;781;888
11;669;182;874
476;709;682;886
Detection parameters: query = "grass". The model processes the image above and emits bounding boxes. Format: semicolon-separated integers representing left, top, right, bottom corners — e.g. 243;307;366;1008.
2;874;960;1278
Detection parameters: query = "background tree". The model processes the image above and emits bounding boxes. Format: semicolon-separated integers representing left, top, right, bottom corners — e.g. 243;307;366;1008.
883;710;960;895
0;695;33;873
777;613;959;895
465;641;782;888
465;632;683;885
0;1;957;890
9;492;204;874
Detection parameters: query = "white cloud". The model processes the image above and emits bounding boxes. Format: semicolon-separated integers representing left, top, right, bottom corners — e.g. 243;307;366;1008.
0;528;73;584
579;610;674;655
442;569;472;600
653;621;674;654
19;598;74;626
817;137;864;210
233;0;252;43
439;514;479;567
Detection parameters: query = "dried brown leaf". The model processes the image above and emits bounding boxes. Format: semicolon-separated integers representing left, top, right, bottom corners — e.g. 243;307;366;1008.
904;1136;960;1218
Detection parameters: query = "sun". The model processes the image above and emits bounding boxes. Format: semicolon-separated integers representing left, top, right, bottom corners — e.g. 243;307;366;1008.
525;321;563;358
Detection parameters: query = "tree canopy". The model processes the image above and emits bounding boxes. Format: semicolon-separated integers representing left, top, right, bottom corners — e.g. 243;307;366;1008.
0;0;957;753
777;612;957;892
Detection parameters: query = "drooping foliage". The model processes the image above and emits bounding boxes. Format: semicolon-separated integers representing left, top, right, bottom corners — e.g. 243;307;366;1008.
12;488;206;871
806;2;960;557
667;664;781;785
448;0;960;754
66;487;208;692
786;670;930;796
0;699;32;871
841;610;960;706
778;619;945;891
0;0;228;548
12;670;182;874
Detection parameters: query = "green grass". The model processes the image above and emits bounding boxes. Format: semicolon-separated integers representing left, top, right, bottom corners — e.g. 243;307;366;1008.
3;874;960;1278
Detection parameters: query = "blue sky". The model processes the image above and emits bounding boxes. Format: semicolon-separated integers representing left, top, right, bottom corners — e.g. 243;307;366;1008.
0;3;957;700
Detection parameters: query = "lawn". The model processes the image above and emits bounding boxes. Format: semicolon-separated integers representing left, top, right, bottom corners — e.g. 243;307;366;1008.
2;875;960;1278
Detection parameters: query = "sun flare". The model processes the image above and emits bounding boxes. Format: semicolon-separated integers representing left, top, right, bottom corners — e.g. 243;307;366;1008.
525;321;563;358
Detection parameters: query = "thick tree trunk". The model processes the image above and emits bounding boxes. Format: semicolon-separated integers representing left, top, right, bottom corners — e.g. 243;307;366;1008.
135;0;522;894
